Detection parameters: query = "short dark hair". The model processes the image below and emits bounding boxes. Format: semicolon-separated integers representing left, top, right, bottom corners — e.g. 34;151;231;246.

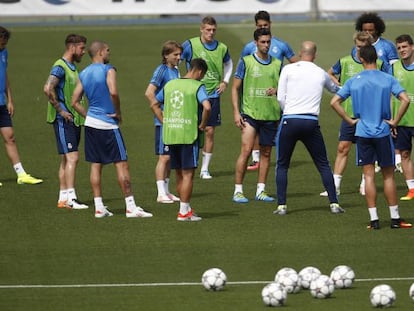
359;45;377;64
254;28;271;41
0;26;11;40
255;10;270;24
189;58;208;75
201;16;217;26
65;34;87;46
355;12;386;37
395;34;413;45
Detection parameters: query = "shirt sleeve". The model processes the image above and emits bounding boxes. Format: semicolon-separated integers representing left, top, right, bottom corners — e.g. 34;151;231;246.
276;67;288;110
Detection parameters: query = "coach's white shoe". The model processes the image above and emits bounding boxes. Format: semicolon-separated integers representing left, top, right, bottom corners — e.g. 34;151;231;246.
319;189;340;197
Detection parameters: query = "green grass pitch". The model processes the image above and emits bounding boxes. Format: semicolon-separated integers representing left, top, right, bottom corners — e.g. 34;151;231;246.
0;20;414;310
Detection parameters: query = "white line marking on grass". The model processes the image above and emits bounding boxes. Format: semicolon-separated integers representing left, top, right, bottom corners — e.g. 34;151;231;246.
1;277;414;289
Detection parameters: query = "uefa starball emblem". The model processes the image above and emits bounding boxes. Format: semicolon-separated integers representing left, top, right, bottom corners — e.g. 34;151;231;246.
170;90;184;110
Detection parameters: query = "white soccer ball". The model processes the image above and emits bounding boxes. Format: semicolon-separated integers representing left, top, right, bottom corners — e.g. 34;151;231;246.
261;282;288;307
409;283;414;301
330;265;355;289
274;267;300;293
201;268;227;291
298;266;321;289
370;284;396;308
310;274;335;299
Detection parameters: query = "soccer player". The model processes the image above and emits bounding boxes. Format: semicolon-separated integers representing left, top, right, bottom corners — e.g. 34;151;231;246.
44;34;88;209
353;12;398;65
0;26;42;186
150;58;211;221
390;34;414;200
232;28;281;204
145;40;181;204
181;16;233;179
331;45;411;229
71;40;152;219
319;31;389;198
274;41;344;215
241;10;298;171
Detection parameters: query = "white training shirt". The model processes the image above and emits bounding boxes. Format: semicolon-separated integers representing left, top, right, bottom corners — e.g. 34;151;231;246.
277;61;339;116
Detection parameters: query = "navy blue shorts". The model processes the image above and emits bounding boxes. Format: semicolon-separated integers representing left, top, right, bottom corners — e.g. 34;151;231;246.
155;125;169;155
338;119;356;143
207;97;221;127
53;118;81;154
395;126;414;151
85;126;127;164
168;142;200;170
242;114;279;146
0;105;12;128
356;135;394;167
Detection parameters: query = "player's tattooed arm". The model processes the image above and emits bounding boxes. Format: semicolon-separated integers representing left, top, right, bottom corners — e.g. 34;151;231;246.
43;75;62;112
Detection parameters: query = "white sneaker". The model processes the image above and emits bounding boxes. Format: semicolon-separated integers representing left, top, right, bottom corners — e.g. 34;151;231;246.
330;203;345;214
69;199;89;210
157;194;174;204
200;170;212;179
319;189;340;197
359;185;365;196
177;209;202;221
126;206;153;218
273;205;287;215
95;207;113;218
167;193;180;201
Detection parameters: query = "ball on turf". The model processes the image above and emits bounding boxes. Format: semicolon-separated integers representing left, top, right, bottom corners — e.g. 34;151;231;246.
310;274;335;299
369;284;396;308
261;282;287;307
201;268;227;291
409;283;414;301
274;267;300;293
330;265;355;289
298;266;321;289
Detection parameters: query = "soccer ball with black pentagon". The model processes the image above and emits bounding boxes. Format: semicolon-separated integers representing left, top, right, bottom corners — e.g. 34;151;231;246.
261;282;287;307
310;275;335;299
370;284;396;308
330;265;355;289
201;268;227;291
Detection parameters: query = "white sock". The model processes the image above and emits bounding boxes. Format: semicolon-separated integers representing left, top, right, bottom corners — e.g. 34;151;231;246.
368;207;378;221
389;205;400;219
179;202;190;215
333;174;342;190
406;179;414;190
14;162;26;175
395;153;401;165
67;188;77;201
234;184;243;195
360;173;365;187
256;183;265;196
59;190;68;202
125;195;136;211
156;180;167;196
94;197;105;211
201;152;212;172
165;178;171;194
252;150;260;163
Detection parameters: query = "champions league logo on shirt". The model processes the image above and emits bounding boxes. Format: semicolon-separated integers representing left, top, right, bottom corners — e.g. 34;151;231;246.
170;90;184;110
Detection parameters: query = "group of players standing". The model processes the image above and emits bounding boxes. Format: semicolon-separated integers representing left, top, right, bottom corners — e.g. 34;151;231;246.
1;11;412;227
146;11;414;227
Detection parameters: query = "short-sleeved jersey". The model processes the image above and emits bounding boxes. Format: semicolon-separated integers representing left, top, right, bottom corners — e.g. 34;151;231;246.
240;36;295;63
181;37;231;98
390;60;414;126
157;78;209;145
330;54;388;117
0;48;8;106
337;69;405;138
80;63;118;126
351;37;398;65
235;54;281;121
149;64;180;126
